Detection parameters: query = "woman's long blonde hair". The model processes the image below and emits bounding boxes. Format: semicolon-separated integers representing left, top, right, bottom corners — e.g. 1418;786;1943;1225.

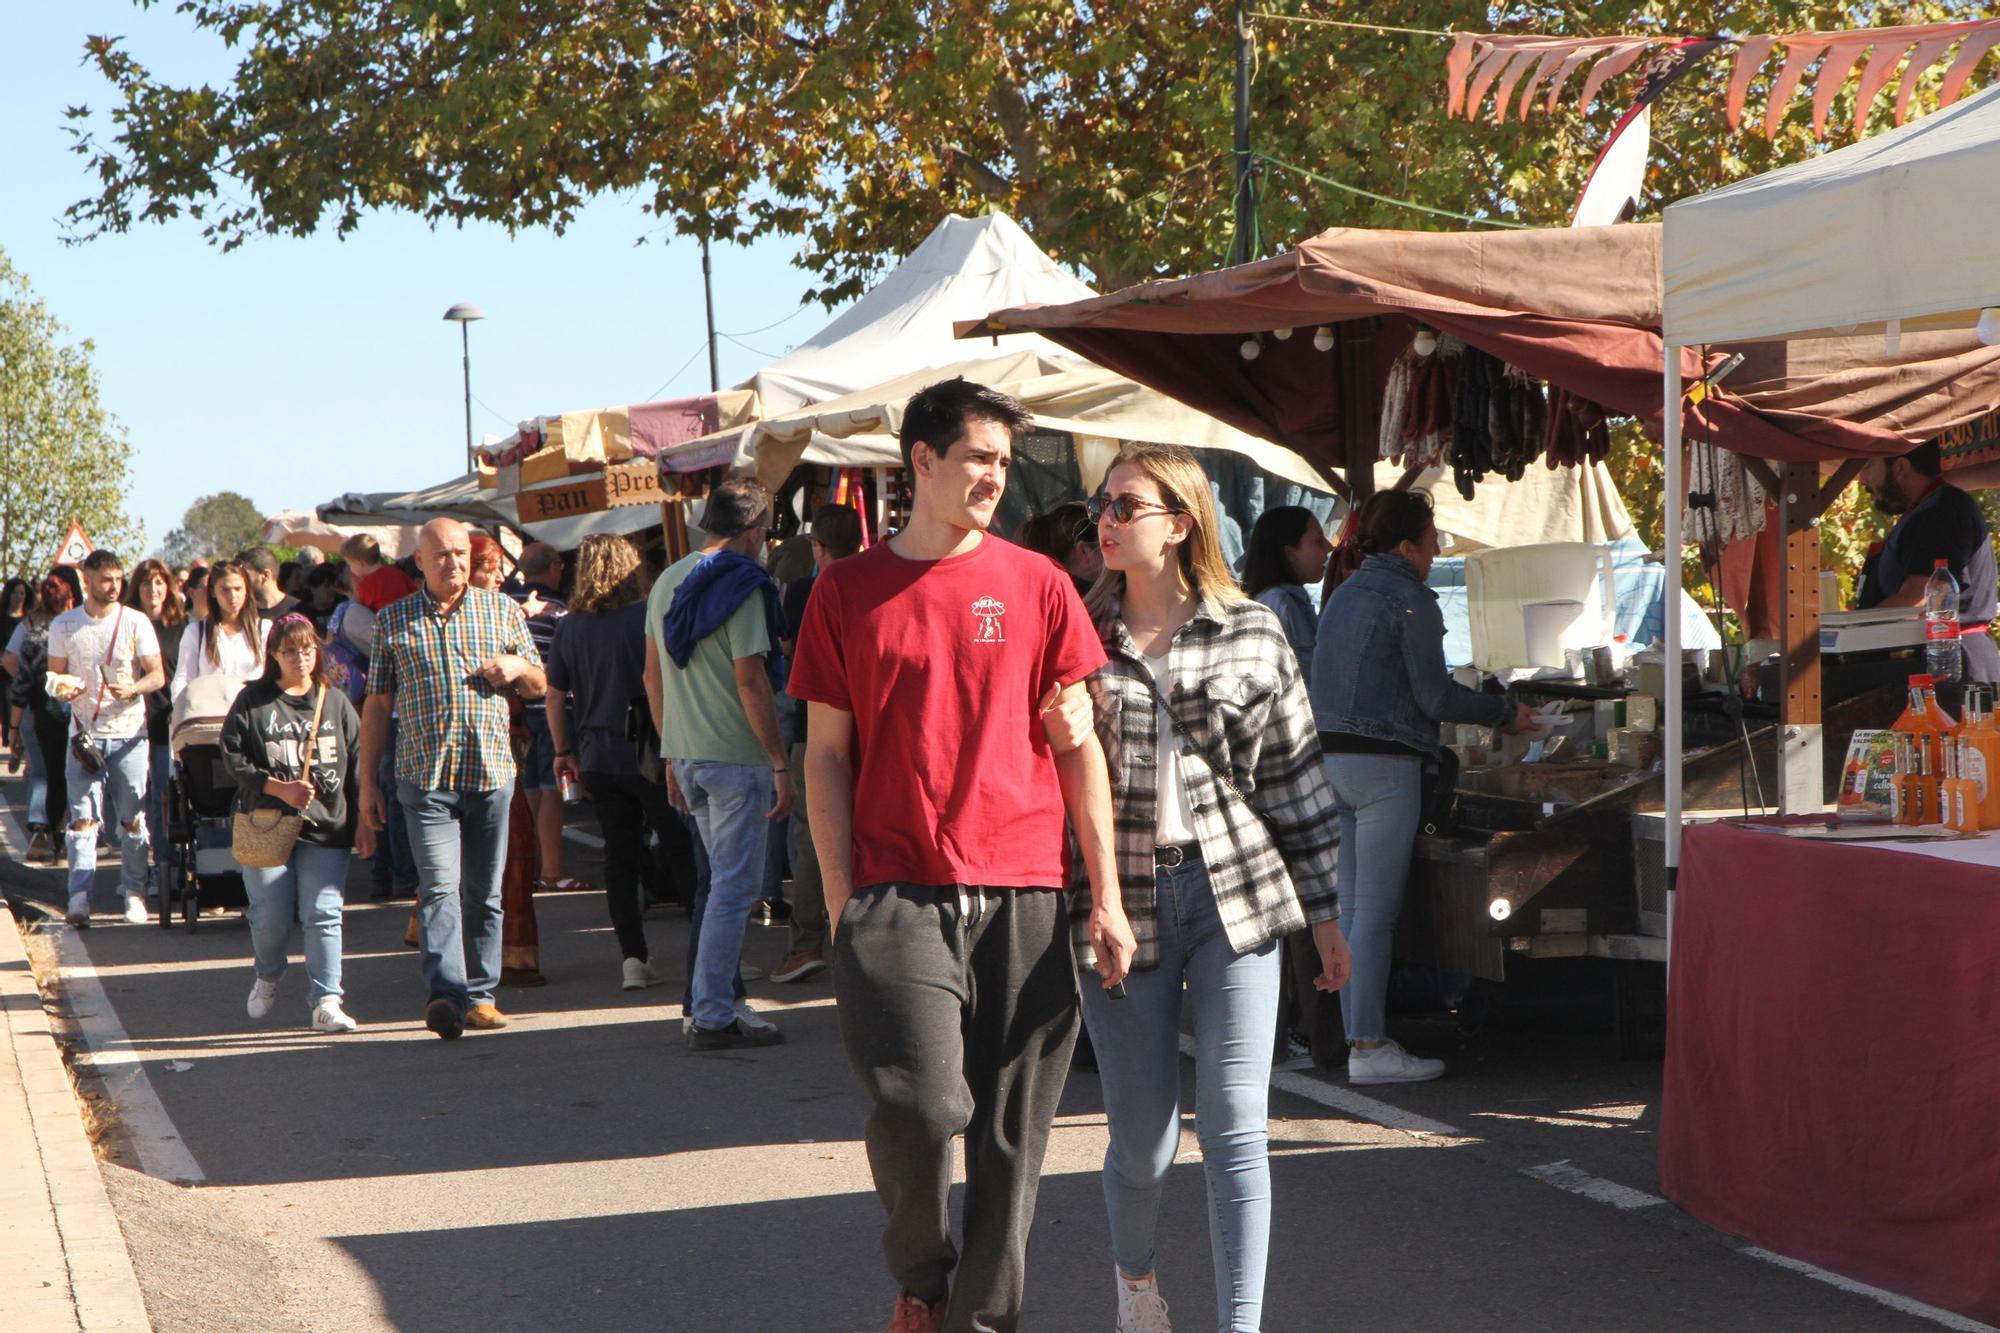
569;535;644;616
1083;442;1243;616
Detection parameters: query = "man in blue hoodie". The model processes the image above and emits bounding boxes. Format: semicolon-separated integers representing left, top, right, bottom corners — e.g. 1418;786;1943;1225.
644;477;796;1051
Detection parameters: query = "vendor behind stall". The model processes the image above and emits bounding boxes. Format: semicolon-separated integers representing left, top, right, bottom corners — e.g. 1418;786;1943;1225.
1856;440;2000;685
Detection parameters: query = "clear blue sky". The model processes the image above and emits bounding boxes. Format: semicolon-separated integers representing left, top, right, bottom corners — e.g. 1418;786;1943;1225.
4;4;824;556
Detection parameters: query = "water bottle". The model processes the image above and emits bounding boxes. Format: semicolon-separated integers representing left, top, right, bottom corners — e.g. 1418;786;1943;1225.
1925;558;1963;685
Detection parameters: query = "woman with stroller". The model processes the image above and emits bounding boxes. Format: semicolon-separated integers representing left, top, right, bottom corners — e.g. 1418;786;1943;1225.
172;559;268;707
6;569;83;864
220;615;364;1033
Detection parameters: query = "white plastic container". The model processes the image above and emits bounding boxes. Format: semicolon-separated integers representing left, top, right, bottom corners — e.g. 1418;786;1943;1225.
1465;542;1616;671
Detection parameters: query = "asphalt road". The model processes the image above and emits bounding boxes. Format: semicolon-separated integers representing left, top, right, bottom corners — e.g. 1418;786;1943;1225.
0;777;1958;1333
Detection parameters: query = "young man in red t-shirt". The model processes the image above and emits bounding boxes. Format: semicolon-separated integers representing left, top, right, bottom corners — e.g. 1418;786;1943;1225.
790;378;1136;1333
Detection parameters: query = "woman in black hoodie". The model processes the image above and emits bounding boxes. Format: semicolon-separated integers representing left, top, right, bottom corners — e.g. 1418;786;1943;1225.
220;614;364;1033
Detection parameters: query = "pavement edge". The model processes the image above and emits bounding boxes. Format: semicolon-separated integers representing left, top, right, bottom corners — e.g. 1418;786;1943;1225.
2;900;153;1332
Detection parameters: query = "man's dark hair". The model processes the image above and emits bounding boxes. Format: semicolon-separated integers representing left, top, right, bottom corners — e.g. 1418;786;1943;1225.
701;478;772;541
518;542;562;583
1904;440;1944;478
236;544;280;576
809;504;865;560
79;548;123;574
898;377;1033;473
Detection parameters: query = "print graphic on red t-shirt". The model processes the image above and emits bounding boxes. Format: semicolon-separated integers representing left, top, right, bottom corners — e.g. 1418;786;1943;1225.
971;595;1006;643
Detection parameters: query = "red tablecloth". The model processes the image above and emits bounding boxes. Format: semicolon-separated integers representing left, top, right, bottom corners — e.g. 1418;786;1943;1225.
1660;822;2000;1324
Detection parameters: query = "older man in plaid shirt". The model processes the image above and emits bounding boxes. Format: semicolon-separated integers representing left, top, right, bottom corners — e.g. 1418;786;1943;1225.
359;518;546;1040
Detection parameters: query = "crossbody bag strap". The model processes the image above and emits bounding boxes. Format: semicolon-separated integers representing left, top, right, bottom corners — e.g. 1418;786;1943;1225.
1137;664;1253;812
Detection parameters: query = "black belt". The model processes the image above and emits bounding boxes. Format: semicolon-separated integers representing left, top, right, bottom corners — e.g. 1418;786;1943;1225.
1154;843;1199;869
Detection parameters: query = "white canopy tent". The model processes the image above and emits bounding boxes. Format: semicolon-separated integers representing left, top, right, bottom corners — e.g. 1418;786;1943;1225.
668;348;1636;551
1659;86;2000;910
740;213;1093;414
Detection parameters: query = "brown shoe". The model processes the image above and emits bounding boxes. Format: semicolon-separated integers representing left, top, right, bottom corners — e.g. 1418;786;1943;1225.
464;1003;510;1030
886;1291;945;1333
424;997;463;1041
771;948;827;983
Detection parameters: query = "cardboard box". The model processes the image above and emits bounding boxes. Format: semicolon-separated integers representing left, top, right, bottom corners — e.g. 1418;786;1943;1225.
1625;694;1658;732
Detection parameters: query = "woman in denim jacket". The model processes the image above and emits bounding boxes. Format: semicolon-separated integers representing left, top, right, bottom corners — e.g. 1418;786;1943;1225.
1311;490;1532;1086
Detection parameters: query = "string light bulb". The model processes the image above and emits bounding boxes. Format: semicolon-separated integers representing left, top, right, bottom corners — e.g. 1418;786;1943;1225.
1239;337;1262;361
1412;330;1438;356
1272;327;1293;340
1978;308;2000;346
1312;326;1335;352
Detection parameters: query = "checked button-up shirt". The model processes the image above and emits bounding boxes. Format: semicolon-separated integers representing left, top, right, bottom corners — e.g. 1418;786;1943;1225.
369;585;541;793
1070;592;1340;972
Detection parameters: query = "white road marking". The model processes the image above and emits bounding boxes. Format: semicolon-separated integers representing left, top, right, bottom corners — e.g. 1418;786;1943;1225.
1522;1160;1665;1210
1742;1248;1996;1332
1177;1032;1462;1137
52;927;206;1183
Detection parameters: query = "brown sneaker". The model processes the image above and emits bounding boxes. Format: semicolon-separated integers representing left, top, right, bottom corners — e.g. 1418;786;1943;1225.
771;948;827;983
886;1291;946;1333
464;1003;510;1030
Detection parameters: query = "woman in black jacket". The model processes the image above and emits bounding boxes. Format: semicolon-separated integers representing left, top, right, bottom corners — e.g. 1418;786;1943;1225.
220;615;364;1033
127;559;186;904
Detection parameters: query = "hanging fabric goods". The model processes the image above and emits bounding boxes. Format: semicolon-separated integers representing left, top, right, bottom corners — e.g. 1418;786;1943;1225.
1450;346;1505;498
1685;437;1769;548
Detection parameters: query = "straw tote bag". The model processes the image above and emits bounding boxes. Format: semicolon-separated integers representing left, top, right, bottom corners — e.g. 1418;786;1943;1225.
232;686;328;869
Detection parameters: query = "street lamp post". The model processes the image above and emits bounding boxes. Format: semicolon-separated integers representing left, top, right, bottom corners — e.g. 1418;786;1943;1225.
442;303;486;475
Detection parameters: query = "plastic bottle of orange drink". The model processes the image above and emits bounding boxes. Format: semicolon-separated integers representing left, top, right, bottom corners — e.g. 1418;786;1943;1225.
1958;683;2000;829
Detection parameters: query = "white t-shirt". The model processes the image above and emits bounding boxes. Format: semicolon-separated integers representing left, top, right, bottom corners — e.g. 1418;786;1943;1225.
47;604;162;739
171;618;273;709
1142;649;1199;846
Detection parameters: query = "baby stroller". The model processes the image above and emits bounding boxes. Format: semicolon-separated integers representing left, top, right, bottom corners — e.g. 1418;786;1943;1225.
161;674;250;932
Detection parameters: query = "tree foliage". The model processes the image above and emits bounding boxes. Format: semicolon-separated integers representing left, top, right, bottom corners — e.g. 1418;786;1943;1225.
65;2;1995;304
0;250;141;582
158;490;266;566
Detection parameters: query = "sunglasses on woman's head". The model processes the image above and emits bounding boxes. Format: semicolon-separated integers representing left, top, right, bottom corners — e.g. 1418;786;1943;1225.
1087;493;1182;525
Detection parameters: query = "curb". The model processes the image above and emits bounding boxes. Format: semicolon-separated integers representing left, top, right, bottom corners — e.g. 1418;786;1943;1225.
1;902;152;1331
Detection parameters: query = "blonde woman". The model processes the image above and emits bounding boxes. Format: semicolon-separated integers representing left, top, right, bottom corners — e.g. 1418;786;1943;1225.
547;535;677;989
1048;443;1351;1333
171;559;268;709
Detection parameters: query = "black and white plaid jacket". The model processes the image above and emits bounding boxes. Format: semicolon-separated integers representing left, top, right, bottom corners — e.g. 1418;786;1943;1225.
1071;592;1340;972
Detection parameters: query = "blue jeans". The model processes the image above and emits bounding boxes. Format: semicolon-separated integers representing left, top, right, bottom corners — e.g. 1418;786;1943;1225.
242;843;352;1006
398;780;512;1012
681;812;746;1010
1080;858;1281;1333
1321;753;1423;1044
65;732;151;903
371;719;418;891
672;760;770;1032
23;711;48;829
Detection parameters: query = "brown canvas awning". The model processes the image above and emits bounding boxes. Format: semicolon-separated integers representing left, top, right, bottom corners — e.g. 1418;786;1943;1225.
962;224;2000;477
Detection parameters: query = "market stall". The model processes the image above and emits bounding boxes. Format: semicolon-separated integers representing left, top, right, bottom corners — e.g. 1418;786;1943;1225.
1657;84;2000;1325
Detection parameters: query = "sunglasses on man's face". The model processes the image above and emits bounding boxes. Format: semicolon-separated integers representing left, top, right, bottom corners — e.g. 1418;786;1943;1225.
1087;493;1182;526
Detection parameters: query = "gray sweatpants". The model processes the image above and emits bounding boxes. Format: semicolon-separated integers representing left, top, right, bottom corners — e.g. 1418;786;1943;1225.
832;883;1079;1333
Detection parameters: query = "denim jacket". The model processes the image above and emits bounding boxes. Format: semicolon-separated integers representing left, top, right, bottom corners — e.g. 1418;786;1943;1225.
1310;553;1513;751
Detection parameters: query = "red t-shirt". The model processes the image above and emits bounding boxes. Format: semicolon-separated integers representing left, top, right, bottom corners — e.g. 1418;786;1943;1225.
788;534;1107;889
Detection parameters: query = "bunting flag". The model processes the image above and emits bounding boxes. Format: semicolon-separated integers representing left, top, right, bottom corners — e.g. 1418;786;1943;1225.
1572;39;1729;226
1447;18;2000;139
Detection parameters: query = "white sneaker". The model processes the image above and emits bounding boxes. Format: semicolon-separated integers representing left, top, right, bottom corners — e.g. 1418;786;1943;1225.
733;999;777;1034
1348;1038;1445;1086
621;958;659;991
681;1013;693;1037
123;894;151;925
1114;1268;1173;1332
311;998;359;1034
246;978;280;1020
65;893;91;928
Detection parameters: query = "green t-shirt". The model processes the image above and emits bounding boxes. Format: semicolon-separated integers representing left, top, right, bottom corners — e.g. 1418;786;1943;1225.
647;552;775;768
